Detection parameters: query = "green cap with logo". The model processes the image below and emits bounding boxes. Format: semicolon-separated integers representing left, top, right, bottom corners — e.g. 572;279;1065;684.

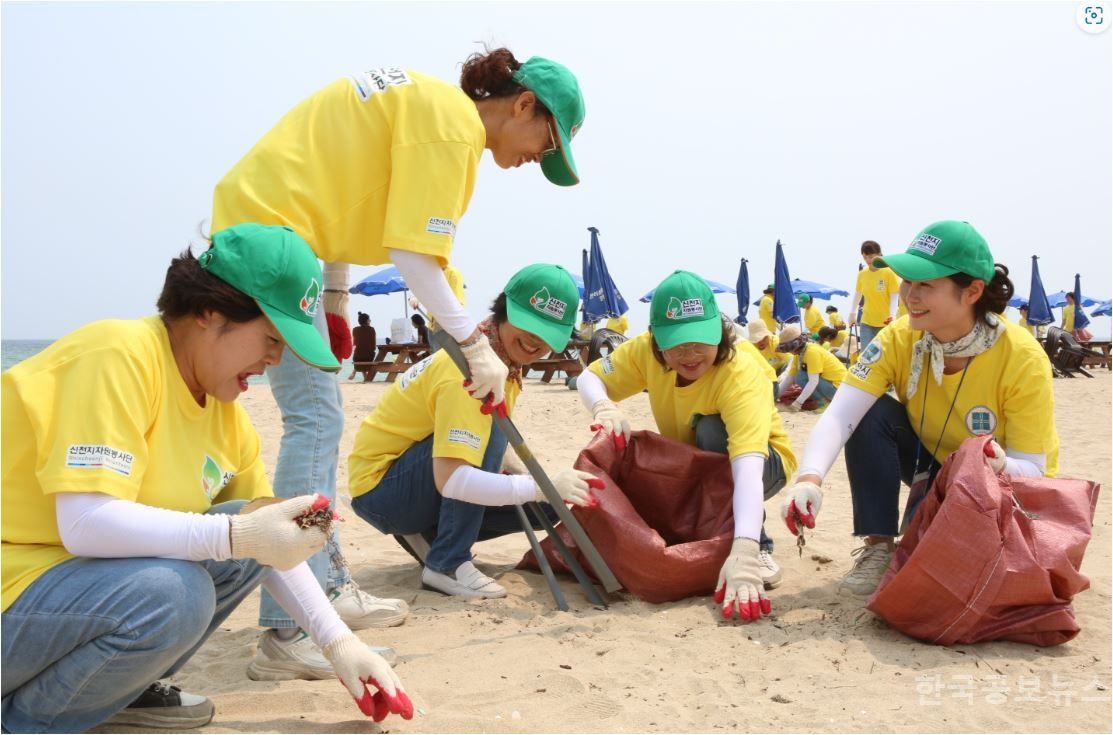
504;263;581;352
649;271;723;350
876;220;995;284
512;56;584;187
200;223;340;372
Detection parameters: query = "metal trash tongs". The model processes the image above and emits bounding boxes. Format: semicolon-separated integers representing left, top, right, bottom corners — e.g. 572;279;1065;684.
433;330;621;610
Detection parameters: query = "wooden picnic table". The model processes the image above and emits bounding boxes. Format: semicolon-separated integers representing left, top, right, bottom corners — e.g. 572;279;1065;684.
1081;340;1112;370
523;339;590;384
353;342;430;382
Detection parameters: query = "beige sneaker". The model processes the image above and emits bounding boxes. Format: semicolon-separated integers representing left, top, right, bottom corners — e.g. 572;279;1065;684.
421;561;506;599
838;541;894;597
758;548;783;589
102;681;214;729
329;581;409;630
247;629;397;681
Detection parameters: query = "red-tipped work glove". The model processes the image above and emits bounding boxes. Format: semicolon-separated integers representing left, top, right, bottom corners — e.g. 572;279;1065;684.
589;398;631;451
538;469;604;508
714;538;771;621
983;438;1006;474
323;633;413;722
780;479;823;535
460;334;509;415
323;263;353;361
229;494;330;571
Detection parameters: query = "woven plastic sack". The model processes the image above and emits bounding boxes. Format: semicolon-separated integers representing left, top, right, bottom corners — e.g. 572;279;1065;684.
867;436;1101;646
517;430;734;603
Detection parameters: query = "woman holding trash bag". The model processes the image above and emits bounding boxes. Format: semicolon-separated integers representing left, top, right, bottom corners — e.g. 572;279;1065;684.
577;271;797;620
780;220;1060;599
0;225;411;732
211;47;587;665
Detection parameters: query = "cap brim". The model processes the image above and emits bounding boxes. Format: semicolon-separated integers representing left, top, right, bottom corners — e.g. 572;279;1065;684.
541;123;579;187
259;303;341;372
652;316;723;351
874;252;960;282
506;298;573;352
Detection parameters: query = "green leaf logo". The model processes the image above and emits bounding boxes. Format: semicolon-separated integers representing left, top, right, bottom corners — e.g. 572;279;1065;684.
300;279;321;316
201;456;222;499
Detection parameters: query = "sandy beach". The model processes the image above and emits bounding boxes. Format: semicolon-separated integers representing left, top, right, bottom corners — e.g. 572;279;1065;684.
108;372;1112;734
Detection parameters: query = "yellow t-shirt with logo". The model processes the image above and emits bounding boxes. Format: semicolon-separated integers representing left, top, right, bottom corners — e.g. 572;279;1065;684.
1;318;272;612
856;267;901;327
804;304;824;336
734;339;777;383
604;315;630;335
588;332;796;472
348;351;522;495
759;295;777;332
213;69;485;267
845;316;1059;475
1062;304;1075;332
787;343;847;387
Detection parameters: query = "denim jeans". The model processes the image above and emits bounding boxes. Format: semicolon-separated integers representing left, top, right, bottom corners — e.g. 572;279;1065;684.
691;415;788;552
1;501;266;733
351;424;557;574
844;393;941;537
792;371;839;402
858;323;883;351
259;303;350;629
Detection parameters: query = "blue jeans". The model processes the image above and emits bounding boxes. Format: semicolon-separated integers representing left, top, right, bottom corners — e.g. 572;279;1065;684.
351;425;557;574
792;371;839;402
691;415;788;552
844;394;941;537
259;304;349;629
1;501;266;733
858;323;883;351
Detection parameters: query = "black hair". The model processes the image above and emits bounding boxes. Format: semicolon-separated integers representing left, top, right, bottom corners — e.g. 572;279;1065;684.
650;316;737;370
816;326;839;344
459;47;552;116
825;305;839;313
490;292;509;325
411;314;426;327
948;263;1014;324
157;248;262;326
861;241;882;256
357;311;371;326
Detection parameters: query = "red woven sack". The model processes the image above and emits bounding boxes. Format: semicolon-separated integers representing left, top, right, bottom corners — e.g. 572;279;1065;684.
517;430;734;603
867;436;1101;646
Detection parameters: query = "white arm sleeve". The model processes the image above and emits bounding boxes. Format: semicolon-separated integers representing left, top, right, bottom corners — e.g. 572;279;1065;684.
731;454;766;542
1004;449;1046;477
55;492;231;560
442;464;536;506
322;261;350;291
262;563;350;649
777;357;796;394
576;369;610;412
796;371;821;404
389;249;475;341
795;384;879;480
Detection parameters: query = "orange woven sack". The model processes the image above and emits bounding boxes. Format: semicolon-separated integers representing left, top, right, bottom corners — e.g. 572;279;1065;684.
517;430;734;603
867;436;1101;646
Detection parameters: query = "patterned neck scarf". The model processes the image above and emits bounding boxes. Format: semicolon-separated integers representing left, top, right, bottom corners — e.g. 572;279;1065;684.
907;312;1005;398
480;317;523;388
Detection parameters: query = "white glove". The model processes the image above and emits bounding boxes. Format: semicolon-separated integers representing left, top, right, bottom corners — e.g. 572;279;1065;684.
785;401;802;413
590;399;631;450
714;537;770;621
780;479;823;535
460;333;508;412
323;633;413;722
984;439;1006;474
537;469;603;508
229;495;329;571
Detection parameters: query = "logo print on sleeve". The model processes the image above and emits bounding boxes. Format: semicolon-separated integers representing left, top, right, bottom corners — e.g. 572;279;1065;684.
964;406;997;436
349;67;413;101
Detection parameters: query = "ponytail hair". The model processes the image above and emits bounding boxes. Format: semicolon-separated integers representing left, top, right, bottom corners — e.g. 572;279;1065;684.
459;47;551;114
949;263;1014;325
816;326;839;344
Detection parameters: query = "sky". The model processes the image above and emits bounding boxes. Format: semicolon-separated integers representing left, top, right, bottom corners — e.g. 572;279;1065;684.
2;1;1111;342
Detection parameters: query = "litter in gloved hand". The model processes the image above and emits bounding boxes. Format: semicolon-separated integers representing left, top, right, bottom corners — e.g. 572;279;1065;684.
240;495;346;567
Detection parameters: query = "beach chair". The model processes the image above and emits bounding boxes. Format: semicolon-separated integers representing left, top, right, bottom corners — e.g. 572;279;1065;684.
1044;327;1101;378
585;328;628;364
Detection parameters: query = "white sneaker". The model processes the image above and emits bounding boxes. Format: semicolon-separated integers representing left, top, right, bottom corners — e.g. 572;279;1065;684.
329;581;409;630
103;681;214;729
839;542;894;597
758;548;783;589
421;561;506;599
247;629;397;681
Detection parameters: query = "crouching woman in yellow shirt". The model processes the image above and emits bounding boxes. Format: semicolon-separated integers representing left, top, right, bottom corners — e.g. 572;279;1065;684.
348;265;600;599
576;271;797;620
779;221;1060;600
1;225;411;733
775;324;848;411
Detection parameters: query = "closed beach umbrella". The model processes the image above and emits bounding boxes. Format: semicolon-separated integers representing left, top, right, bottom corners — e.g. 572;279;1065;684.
1026;256;1054;327
1073;274;1092;330
735;258;750;325
582;227;629;322
773;240;799;324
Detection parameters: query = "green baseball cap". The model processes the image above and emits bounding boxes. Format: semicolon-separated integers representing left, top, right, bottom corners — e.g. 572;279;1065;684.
512;57;584;187
876;220;995;283
201;223;340;372
649;271;723;350
504;263;581;352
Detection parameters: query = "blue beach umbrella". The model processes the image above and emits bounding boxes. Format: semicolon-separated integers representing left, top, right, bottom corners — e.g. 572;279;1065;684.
1044;290;1101;309
735;258;750;325
350;265;413;317
581;227;629;322
571;271;586;298
1072;274;1092;330
1026;256;1054;327
1092;300;1112;318
772;240;799;324
640;278;735;303
789;278;850;300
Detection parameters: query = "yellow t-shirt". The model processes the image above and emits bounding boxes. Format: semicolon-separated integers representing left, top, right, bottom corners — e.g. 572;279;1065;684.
1017;313;1038;337
213;69;485;267
824;312;848;348
429;265;466;333
856;267;901;327
579;321;598;339
759;295;777;332
845;317;1059;475
735;339;777;383
604;315;630;335
1062;304;1075;332
1;318;272;611
348;351;522;495
804;304;824;336
588;332;796;472
756;337;788;371
787;342;847;387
